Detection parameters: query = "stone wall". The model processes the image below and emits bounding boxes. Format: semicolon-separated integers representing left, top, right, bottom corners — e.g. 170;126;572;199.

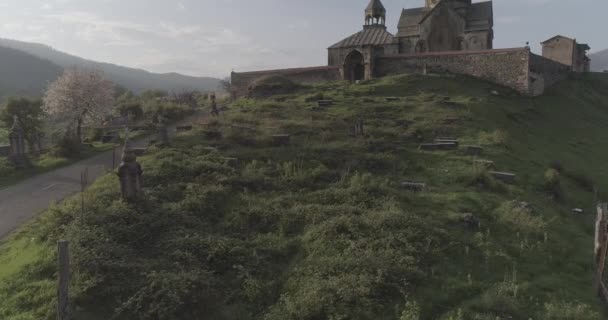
375;48;531;94
231;66;341;98
529;53;571;95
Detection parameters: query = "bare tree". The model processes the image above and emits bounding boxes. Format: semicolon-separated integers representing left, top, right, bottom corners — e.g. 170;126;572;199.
43;68;115;142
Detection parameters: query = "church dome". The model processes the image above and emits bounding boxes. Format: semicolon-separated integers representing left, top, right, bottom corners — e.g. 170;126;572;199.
365;0;386;26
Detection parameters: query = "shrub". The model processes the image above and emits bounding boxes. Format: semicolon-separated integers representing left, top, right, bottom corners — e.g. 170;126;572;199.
543;168;564;200
494;201;545;235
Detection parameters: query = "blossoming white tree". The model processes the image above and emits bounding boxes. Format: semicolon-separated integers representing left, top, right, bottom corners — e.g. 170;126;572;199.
43;68;115;142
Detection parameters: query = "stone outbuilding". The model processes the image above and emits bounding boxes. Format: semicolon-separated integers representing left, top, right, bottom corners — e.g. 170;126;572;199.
541;35;591;72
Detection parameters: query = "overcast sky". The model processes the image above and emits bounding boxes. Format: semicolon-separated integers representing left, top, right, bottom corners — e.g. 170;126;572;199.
0;0;605;78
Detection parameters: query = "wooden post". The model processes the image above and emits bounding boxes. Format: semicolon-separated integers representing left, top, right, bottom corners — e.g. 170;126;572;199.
57;240;70;320
595;203;608;300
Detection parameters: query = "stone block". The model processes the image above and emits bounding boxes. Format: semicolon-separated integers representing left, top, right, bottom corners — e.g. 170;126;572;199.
271;134;290;146
401;181;426;192
465;145;483;156
490;171;516;183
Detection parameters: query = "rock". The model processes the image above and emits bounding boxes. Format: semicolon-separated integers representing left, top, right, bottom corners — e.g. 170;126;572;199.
491;90;499;96
465;145;483;156
272;134;290;146
490;171;516;183
401;181;426;192
572;208;584;215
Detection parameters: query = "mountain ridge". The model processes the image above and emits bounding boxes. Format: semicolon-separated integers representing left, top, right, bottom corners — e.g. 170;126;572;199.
590;49;608;72
0;38;221;95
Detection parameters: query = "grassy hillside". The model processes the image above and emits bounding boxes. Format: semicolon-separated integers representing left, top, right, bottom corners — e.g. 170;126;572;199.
1;73;608;319
0;38;221;93
0;46;63;101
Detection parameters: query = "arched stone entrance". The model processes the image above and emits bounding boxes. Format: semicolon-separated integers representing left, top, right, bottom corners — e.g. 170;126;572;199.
343;50;365;82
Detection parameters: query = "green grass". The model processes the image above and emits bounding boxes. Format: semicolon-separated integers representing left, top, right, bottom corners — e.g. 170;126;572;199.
1;73;608;319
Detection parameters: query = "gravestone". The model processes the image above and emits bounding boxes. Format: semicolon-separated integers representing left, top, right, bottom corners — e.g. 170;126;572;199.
117;139;143;202
385;97;400;102
490;171;516;183
222;157;239;167
401;181;426;192
8;116;28;167
435;138;459;146
204;130;222;140
572;208;584;215
156;124;169;145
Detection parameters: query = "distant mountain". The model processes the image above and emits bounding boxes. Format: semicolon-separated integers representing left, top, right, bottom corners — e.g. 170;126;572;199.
590;49;608;72
0;38;221;94
0;46;63;101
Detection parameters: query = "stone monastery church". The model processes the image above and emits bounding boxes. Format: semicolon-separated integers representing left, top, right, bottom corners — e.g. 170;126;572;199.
231;0;591;97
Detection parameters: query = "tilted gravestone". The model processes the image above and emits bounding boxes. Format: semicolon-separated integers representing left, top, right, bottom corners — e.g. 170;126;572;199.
117;139;143;202
8;116;29;167
401;181;426;192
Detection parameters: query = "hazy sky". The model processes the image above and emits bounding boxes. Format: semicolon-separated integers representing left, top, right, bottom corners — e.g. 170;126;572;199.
0;0;605;78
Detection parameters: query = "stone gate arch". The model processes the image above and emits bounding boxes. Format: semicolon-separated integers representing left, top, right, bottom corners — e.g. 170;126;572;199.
343;50;365;82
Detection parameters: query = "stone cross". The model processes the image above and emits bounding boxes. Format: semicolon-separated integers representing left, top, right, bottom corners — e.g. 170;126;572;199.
117;138;143;202
8;115;28;167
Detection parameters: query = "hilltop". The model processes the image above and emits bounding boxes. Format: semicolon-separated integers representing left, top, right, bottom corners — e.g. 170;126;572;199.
1;73;608;319
0;38;222;95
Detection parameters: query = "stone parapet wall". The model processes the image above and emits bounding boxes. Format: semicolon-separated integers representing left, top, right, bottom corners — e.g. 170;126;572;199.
231;66;341;98
375;48;531;94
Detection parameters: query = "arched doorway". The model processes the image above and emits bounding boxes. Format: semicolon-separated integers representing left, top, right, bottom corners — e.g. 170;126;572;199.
344;50;365;82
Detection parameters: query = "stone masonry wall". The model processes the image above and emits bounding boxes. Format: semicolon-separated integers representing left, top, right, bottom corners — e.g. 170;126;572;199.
528;53;571;95
375;48;531;94
231;66;341;98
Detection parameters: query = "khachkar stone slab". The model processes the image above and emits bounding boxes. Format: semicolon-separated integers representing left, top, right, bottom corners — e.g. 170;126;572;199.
117;139;143;202
8;116;29;168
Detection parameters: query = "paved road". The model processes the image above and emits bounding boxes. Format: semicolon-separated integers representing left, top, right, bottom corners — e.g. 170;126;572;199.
0;112;207;240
